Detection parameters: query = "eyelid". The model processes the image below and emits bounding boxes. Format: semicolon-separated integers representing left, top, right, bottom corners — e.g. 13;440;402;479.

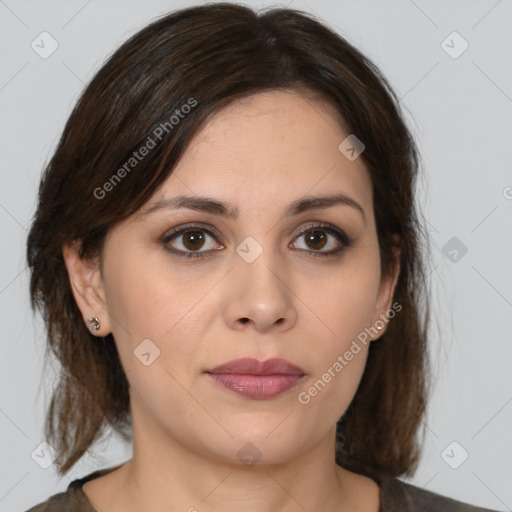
161;222;224;244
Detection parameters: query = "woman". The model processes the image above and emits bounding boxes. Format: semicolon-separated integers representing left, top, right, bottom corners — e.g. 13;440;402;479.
24;3;498;511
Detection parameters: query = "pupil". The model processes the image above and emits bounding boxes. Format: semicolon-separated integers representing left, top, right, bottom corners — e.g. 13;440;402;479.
183;231;205;250
306;230;326;250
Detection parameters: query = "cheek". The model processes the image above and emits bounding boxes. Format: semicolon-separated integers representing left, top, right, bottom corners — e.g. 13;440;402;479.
101;246;216;375
103;244;187;335
295;340;370;440
292;255;379;405
300;257;380;348
101;261;209;436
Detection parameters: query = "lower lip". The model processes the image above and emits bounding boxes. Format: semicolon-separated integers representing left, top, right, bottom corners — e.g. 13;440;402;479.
206;373;304;399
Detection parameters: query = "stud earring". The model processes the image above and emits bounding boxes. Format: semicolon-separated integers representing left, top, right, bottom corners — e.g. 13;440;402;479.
88;317;100;332
373;324;384;341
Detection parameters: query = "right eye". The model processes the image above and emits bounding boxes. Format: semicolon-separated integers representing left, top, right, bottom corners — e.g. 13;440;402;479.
161;224;224;259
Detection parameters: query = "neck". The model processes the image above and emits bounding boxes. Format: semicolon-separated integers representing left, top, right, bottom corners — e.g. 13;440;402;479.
106;421;378;512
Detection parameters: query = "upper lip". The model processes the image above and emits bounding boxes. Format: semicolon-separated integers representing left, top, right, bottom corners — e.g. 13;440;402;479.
206;357;305;376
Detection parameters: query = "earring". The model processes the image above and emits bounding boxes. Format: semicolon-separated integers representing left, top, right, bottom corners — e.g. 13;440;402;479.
373;324;384;341
88;317;100;332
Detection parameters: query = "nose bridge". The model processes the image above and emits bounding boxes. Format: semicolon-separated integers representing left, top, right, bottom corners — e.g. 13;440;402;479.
225;235;296;331
234;235;286;298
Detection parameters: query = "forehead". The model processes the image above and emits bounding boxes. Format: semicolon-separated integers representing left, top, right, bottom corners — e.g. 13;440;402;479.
189;89;348;152
150;89;373;217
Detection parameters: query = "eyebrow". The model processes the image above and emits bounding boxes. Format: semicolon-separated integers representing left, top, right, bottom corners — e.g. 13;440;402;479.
141;193;366;223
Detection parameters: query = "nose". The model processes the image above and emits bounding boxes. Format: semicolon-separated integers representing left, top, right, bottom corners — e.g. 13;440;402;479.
223;246;298;333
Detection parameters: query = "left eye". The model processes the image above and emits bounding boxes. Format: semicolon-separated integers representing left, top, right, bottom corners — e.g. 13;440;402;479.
292;226;346;253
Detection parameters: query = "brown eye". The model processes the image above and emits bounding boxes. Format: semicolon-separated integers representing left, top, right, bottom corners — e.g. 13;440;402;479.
303;229;328;251
161;222;353;260
162;226;223;258
292;223;353;256
181;231;206;251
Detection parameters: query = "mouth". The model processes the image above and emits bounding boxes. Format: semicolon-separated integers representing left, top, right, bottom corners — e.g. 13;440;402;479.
204;357;306;399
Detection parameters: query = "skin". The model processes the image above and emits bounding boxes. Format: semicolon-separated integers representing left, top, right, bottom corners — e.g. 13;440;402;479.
63;89;400;512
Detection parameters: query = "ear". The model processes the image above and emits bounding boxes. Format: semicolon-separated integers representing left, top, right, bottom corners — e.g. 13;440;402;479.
371;234;401;341
62;240;111;337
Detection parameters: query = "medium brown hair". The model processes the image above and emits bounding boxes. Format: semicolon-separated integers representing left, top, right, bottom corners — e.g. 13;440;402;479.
26;2;432;478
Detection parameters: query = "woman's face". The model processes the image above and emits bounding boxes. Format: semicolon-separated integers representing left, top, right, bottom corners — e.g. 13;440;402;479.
68;89;399;466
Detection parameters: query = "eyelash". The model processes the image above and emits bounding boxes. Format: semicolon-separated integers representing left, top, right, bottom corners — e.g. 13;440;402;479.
160;222;354;260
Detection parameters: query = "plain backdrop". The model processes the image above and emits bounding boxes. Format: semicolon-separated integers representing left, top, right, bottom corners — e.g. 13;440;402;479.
0;1;511;511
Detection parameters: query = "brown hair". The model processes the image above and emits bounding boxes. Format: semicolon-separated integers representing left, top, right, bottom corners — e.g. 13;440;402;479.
26;2;432;478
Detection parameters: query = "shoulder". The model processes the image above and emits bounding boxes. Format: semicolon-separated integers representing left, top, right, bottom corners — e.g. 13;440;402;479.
23;465;122;512
24;490;67;512
377;472;500;512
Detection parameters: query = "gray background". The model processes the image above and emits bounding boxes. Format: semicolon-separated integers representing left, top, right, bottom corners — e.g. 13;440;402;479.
1;0;511;510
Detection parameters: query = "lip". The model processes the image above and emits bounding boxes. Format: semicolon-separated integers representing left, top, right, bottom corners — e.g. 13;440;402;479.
205;358;305;399
207;357;305;376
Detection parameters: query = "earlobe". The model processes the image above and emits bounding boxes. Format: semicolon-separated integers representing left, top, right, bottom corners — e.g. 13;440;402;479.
62;240;111;337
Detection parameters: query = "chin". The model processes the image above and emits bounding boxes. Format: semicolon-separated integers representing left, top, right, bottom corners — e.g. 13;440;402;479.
227;434;303;467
